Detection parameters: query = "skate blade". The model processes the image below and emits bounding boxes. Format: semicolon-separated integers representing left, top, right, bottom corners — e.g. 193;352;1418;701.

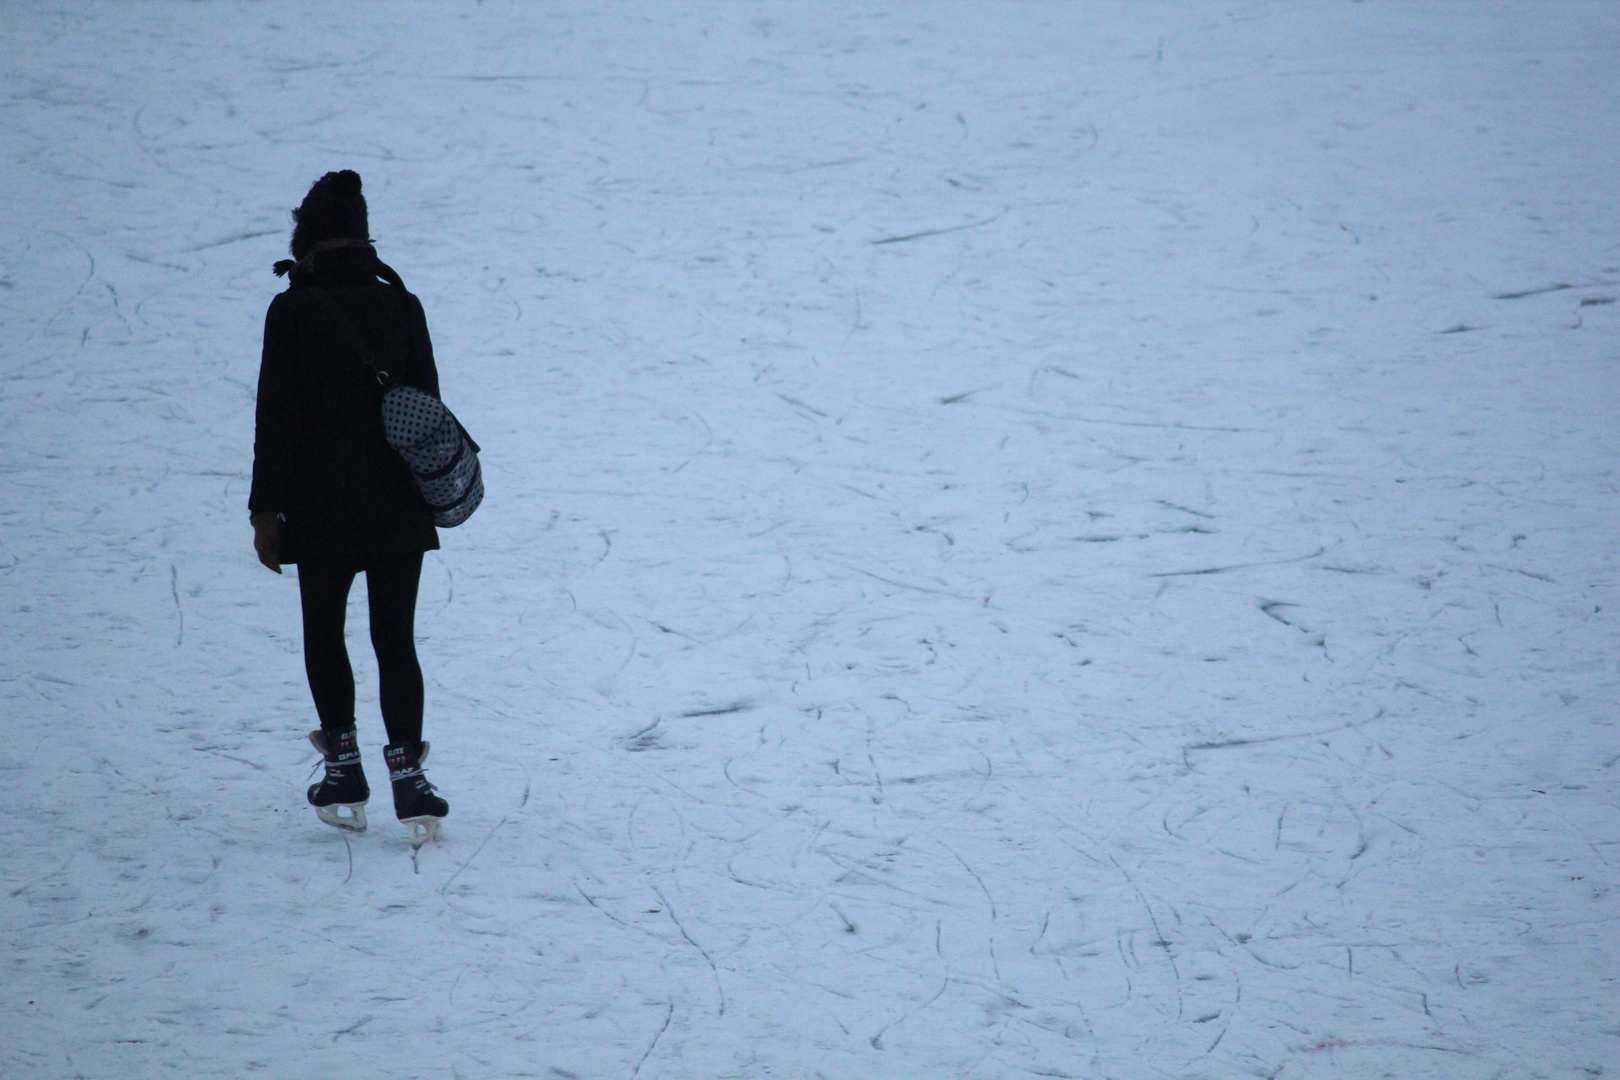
402;816;440;848
316;802;368;832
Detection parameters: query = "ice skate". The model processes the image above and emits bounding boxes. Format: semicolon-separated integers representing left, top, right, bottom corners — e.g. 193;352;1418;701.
384;741;448;848
307;727;369;832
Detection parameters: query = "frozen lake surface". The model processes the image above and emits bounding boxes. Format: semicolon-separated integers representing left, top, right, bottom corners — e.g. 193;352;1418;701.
3;3;1617;1077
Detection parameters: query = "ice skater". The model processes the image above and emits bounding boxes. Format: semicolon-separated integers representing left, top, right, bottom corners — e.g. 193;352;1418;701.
248;170;450;845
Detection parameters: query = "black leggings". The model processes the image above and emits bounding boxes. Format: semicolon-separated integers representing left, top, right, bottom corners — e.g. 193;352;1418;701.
297;549;425;747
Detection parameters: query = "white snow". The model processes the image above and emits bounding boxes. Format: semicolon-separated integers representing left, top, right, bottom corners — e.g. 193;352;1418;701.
3;2;1618;1077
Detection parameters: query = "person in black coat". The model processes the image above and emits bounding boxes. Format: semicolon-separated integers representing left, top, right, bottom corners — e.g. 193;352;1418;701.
250;170;448;842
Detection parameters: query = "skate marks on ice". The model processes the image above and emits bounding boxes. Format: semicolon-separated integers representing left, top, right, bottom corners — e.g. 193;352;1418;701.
4;2;1620;1078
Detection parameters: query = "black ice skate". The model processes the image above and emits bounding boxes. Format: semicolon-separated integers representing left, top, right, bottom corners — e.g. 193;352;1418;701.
307;726;370;832
384;741;448;848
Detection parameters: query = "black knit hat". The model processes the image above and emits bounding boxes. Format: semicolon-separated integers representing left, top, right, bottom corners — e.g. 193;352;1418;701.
289;170;369;259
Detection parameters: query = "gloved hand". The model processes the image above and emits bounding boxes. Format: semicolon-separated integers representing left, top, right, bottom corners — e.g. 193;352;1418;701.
250;511;282;574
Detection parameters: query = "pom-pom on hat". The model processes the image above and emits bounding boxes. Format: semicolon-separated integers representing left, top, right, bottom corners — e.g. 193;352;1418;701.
289;170;369;259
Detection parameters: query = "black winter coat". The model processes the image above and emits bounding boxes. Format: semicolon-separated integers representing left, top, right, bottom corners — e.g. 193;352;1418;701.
249;247;440;569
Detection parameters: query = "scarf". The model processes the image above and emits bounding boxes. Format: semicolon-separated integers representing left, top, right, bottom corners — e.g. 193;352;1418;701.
272;239;410;293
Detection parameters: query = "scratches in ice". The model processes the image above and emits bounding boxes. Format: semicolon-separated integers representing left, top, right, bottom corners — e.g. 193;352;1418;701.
1183;721;1365;767
848;565;975;601
183;229;282;252
1258;598;1327;653
192;746;267;772
1152;546;1325;578
169;562;183;647
681;701;753;718
591;528;614;569
1258;600;1298;627
630;1001;674;1079
967;399;1262;433
872;209;1007;245
440;816;507;895
1109;856;1183;1020
8;852;75;899
651;883;726;1016
1493;280;1616;300
1159;500;1216;519
338;832;354;889
36;233;95;342
945;842;1000;981
775;392;828;418
869;921;950;1052
620;716;665;752
309;833;355;905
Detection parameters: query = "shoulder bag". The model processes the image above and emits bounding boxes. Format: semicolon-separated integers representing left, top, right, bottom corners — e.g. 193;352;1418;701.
309;286;484;528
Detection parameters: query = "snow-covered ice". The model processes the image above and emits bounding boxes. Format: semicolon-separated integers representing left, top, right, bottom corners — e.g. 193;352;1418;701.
3;3;1618;1077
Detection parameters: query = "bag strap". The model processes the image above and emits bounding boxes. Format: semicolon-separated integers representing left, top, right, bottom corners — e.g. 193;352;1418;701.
456;415;481;455
372;259;433;371
308;286;392;387
309;283;474;452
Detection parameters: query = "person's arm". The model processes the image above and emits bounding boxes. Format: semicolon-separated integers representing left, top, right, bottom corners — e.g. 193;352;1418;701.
248;296;299;572
406;292;441;399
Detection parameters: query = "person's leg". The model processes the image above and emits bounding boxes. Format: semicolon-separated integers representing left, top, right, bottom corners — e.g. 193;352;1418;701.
366;548;425;749
300;558;370;828
368;549;446;843
297;559;358;733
